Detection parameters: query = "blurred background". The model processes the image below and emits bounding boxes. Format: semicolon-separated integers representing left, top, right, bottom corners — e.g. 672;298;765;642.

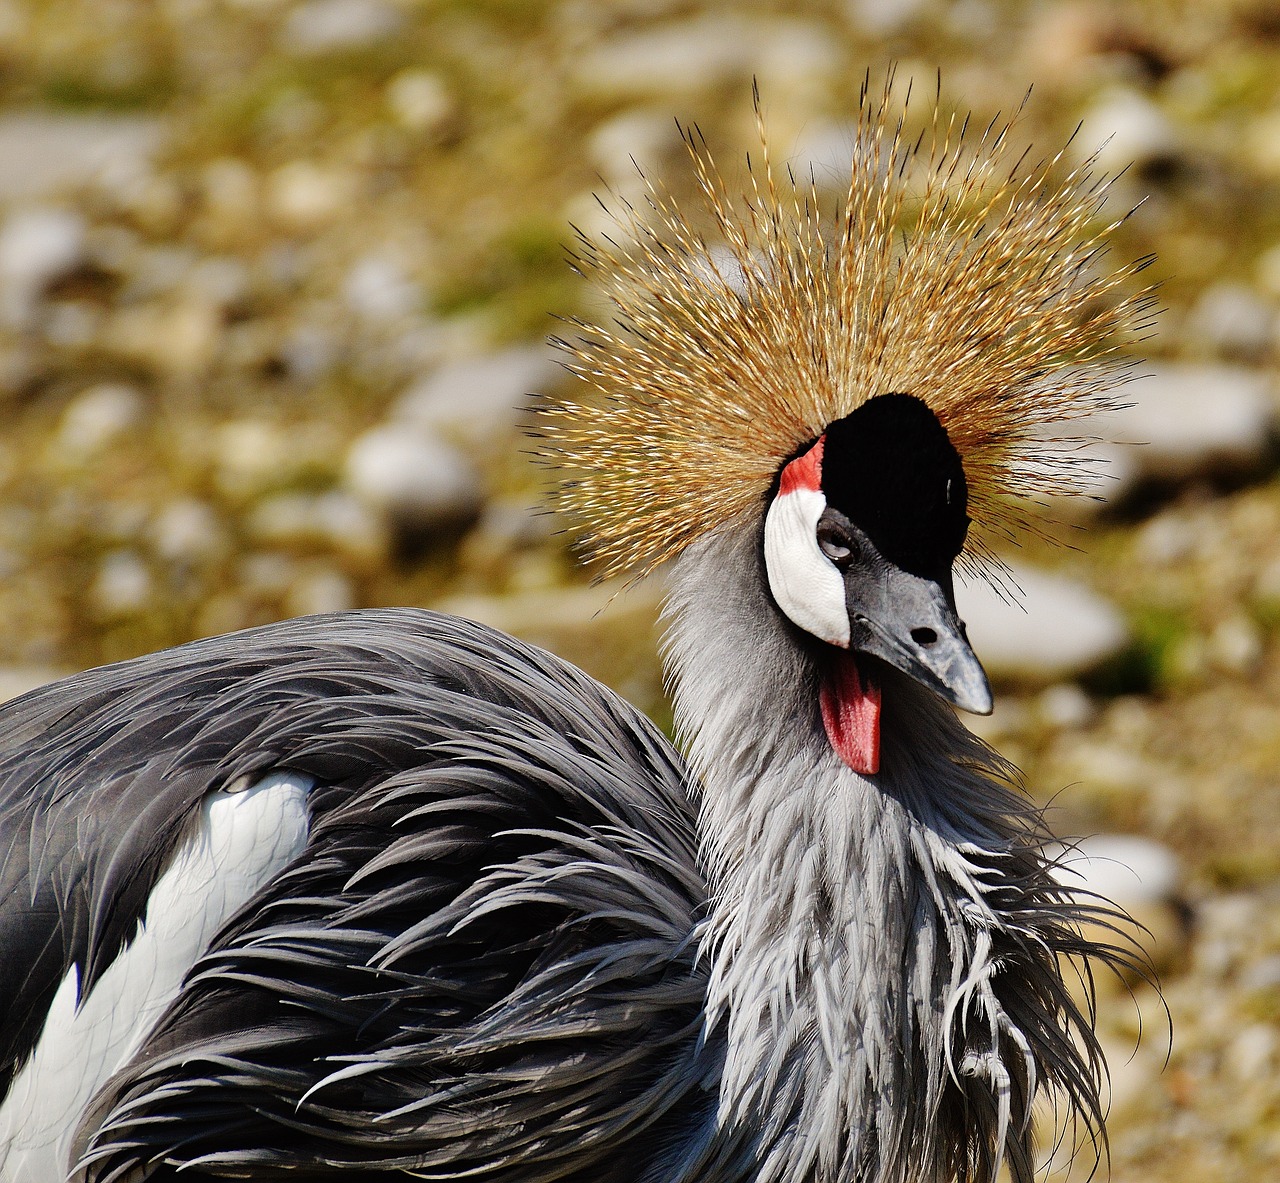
0;0;1277;1177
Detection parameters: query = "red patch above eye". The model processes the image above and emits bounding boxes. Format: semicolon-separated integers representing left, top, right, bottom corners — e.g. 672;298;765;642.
779;435;824;496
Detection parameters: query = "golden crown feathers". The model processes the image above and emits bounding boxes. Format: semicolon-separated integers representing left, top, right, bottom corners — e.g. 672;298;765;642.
539;75;1155;582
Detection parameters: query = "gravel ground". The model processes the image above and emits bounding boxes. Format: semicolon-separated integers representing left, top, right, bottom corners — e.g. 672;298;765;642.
1;1;1278;1178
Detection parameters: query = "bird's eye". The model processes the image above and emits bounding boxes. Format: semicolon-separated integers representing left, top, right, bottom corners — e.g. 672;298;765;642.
817;524;856;567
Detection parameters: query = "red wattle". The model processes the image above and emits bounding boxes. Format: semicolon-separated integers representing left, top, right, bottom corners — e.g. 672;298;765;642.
820;654;881;775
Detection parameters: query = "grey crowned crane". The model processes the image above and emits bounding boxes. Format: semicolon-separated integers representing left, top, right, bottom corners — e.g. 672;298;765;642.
0;82;1148;1183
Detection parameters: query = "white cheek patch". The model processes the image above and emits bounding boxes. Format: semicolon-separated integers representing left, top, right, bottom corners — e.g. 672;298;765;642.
764;485;851;648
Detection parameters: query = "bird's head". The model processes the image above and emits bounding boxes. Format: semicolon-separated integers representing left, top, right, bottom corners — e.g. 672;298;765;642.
764;392;990;773
542;76;1153;772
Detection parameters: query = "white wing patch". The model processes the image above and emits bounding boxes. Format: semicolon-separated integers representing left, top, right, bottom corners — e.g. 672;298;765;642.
763;487;850;648
0;770;313;1183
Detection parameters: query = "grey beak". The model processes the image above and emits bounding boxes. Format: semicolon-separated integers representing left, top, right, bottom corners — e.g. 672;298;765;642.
844;552;993;716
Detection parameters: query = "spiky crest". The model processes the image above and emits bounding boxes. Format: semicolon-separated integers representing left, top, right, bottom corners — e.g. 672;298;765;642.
542;73;1155;581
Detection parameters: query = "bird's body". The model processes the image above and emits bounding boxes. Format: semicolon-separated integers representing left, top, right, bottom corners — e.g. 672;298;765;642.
0;610;716;1182
0;80;1150;1183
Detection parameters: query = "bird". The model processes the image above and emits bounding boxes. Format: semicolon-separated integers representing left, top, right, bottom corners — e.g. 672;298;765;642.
0;77;1150;1183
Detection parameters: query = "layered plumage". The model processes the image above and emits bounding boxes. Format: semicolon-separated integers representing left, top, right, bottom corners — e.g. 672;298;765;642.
0;75;1144;1183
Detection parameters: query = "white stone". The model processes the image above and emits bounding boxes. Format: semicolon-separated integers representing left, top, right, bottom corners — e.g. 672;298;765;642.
0;667;59;703
844;0;932;36
1051;833;1180;907
1208;614;1263;676
280;322;339;383
344;254;420;323
214;420;296;498
586;109;680;186
1186;282;1277;360
1037;682;1096;730
394;346;559;452
1027;432;1142;520
345;427;482;533
287;568;356;617
266;161;355;231
955;562;1129;683
386;70;454;134
0;207;86;328
1078;88;1179;177
246;490;385;562
91;550;153;618
187;256;251;311
282;0;403;55
1103;364;1275;482
1050;833;1185;977
149;499;229;567
787;121;857;187
1136;512;1197;566
573;15;754;99
55;383;144;461
0;113;163;202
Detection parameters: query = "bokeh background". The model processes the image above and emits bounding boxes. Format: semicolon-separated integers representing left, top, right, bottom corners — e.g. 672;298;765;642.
1;0;1278;1178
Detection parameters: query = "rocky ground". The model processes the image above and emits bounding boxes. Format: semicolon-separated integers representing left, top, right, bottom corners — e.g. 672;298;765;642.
0;0;1278;1178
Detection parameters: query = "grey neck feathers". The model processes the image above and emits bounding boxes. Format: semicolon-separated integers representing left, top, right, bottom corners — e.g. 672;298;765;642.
663;522;1118;1183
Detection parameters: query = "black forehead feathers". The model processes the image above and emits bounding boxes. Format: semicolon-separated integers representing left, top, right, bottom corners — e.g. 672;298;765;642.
820;393;969;580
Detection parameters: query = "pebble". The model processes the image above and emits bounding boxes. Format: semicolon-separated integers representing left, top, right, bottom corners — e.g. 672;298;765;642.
282;0;403;55
1037;682;1097;730
1186;283;1276;362
0;113;163;202
238;551;298;598
0;667;60;703
91;550;153;619
345;427;483;536
1031;433;1142;520
149;499;230;567
788;121;856;187
572;15;753;99
279;322;339;383
844;0;932;37
344;254;420;324
1078;87;1180;179
1208;614;1263;676
393;346;560;453
0;207;87;328
187;255;251;313
1103;364;1275;484
286;567;357;617
1049;832;1185;976
955;562;1130;684
386;70;455;135
213;419;333;500
246;490;386;565
266;161;356;232
586;109;681;187
107;297;221;380
54;383;145;462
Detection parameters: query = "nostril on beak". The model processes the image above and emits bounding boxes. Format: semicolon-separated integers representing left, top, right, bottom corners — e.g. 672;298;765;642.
910;627;938;647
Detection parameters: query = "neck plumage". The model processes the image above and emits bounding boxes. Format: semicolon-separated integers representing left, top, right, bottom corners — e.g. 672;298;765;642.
663;522;1112;1183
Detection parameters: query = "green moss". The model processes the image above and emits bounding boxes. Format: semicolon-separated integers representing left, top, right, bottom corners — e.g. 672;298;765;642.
41;67;178;111
1084;604;1195;696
